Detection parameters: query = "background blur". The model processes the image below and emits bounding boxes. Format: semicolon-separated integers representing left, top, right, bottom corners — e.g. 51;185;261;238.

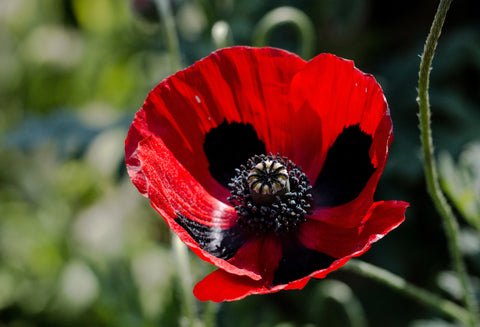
0;0;479;326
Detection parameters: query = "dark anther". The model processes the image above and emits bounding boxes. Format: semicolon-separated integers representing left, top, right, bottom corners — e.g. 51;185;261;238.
227;154;313;235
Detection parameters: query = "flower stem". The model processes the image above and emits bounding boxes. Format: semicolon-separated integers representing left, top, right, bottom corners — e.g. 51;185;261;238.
172;234;197;327
155;1;198;325
202;299;218;327
155;0;182;72
343;259;472;326
417;0;479;325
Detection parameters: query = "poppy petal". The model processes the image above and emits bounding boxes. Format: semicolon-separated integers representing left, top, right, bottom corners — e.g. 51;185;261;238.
272;236;335;286
309;114;394;227
299;201;409;259
174;214;245;260
193;268;311;302
126;46;306;203
131;135;263;280
288;54;391;209
193;269;269;302
203;120;266;188
312;124;376;208
227;235;282;282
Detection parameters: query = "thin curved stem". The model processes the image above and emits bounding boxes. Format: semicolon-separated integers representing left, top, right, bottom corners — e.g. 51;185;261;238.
417;0;479;325
253;6;316;59
343;260;472;326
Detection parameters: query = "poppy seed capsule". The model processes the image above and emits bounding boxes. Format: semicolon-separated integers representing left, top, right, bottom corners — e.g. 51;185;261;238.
228;154;313;234
247;159;290;205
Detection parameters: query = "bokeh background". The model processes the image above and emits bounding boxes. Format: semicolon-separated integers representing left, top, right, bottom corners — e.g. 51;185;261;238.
1;0;479;326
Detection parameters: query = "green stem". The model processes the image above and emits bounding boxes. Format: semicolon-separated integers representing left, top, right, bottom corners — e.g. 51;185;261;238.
156;0;182;72
343;260;472;326
253;6;316;59
417;0;479;325
155;1;197;325
203;300;218;327
172;234;197;327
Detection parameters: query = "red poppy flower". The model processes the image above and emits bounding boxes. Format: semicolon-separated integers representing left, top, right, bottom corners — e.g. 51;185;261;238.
125;46;408;302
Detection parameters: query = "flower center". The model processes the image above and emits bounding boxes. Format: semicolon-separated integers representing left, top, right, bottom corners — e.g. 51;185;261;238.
228;154;312;235
247;160;289;205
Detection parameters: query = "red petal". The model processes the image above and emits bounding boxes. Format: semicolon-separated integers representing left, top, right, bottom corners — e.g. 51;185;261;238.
299;201;409;259
227;235;282;282
193;268;310;302
288;53;390;186
309;113;394;227
126;46;306;203
131;135;263;280
194;269;269;302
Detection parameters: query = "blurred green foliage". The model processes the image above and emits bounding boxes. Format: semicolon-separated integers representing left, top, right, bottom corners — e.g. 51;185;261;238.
0;0;479;326
440;143;480;233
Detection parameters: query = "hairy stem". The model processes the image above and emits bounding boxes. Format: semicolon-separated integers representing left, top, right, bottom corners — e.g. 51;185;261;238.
417;0;479;325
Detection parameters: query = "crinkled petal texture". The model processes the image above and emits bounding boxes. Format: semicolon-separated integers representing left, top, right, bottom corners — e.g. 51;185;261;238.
125;46;408;302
